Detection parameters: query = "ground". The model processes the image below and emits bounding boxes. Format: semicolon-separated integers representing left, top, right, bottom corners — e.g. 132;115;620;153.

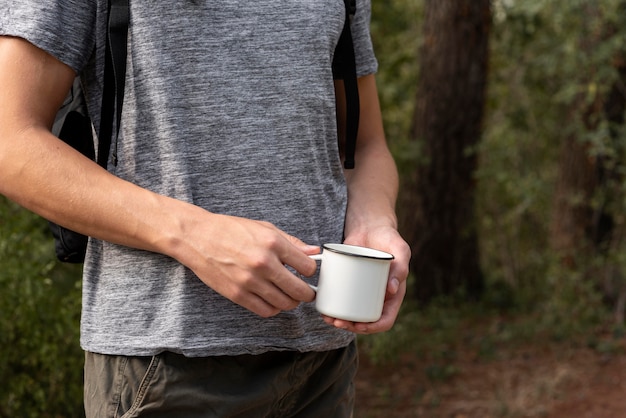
354;332;626;417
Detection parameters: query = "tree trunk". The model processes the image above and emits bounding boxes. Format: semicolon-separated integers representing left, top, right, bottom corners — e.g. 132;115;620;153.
549;2;626;260
550;2;605;263
400;0;491;303
549;2;626;319
549;97;603;265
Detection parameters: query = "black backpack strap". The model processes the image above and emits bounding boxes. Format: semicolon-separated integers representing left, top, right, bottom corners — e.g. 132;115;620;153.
332;0;359;170
98;0;129;167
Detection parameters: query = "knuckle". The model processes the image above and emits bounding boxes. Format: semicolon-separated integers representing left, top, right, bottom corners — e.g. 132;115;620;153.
397;265;410;279
228;286;248;303
279;299;299;311
258;306;280;318
247;255;272;273
237;272;257;289
259;231;282;250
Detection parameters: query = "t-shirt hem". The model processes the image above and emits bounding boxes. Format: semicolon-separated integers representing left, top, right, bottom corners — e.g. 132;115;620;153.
81;334;356;357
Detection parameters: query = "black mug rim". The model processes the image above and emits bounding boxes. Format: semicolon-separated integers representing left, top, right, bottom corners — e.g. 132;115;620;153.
322;243;395;260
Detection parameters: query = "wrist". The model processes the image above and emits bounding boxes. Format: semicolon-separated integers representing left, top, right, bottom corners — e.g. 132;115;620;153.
149;197;212;267
345;207;398;236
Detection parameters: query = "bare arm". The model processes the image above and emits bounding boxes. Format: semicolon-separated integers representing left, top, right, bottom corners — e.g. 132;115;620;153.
331;74;411;334
0;36;317;317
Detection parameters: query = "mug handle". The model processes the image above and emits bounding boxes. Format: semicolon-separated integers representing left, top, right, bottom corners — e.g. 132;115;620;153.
306;254;323;291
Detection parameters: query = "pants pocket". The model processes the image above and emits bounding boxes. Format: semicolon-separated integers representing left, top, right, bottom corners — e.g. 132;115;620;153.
117;354;161;418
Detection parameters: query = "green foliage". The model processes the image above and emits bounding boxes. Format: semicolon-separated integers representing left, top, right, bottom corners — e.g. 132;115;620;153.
480;0;626;319
0;197;84;418
362;0;626;369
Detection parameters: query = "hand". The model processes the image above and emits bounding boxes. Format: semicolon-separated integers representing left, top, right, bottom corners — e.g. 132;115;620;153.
322;225;411;334
178;212;319;318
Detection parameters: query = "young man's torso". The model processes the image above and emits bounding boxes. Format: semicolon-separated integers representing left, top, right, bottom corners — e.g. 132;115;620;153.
0;0;378;356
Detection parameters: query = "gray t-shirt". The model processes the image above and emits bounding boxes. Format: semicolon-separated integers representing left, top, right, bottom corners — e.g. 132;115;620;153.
0;0;378;356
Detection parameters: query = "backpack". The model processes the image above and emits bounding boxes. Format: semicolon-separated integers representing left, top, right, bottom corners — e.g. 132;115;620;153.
49;0;129;263
50;0;360;263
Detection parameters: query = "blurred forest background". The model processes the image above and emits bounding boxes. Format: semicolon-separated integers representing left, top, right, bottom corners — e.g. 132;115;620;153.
3;0;626;416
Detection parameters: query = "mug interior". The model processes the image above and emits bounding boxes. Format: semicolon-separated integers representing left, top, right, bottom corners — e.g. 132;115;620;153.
323;243;394;260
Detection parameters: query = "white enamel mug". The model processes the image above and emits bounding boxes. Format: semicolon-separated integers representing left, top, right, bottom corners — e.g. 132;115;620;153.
309;244;394;323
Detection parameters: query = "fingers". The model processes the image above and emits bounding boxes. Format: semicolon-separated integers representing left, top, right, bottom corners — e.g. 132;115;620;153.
280;233;320;277
388;240;411;290
193;219;318;317
233;279;316;318
235;287;297;318
253;263;317;310
277;247;319;280
221;254;316;317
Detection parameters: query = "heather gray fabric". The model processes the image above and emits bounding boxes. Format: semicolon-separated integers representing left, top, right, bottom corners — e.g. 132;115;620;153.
0;0;378;357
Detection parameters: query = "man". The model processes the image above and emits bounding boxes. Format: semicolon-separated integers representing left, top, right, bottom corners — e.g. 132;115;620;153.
0;1;410;416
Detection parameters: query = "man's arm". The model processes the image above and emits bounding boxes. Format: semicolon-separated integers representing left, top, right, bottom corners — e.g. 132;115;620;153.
0;36;318;316
331;74;411;334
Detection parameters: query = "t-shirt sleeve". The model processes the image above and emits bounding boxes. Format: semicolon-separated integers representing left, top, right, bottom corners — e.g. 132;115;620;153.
0;0;97;73
352;0;378;77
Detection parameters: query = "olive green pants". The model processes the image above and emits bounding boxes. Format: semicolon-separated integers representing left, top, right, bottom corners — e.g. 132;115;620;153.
84;342;357;418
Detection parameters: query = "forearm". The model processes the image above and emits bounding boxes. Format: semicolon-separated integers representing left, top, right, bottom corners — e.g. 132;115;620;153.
344;142;399;238
0;124;199;260
330;116;409;334
341;74;399;239
0;36;205;263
